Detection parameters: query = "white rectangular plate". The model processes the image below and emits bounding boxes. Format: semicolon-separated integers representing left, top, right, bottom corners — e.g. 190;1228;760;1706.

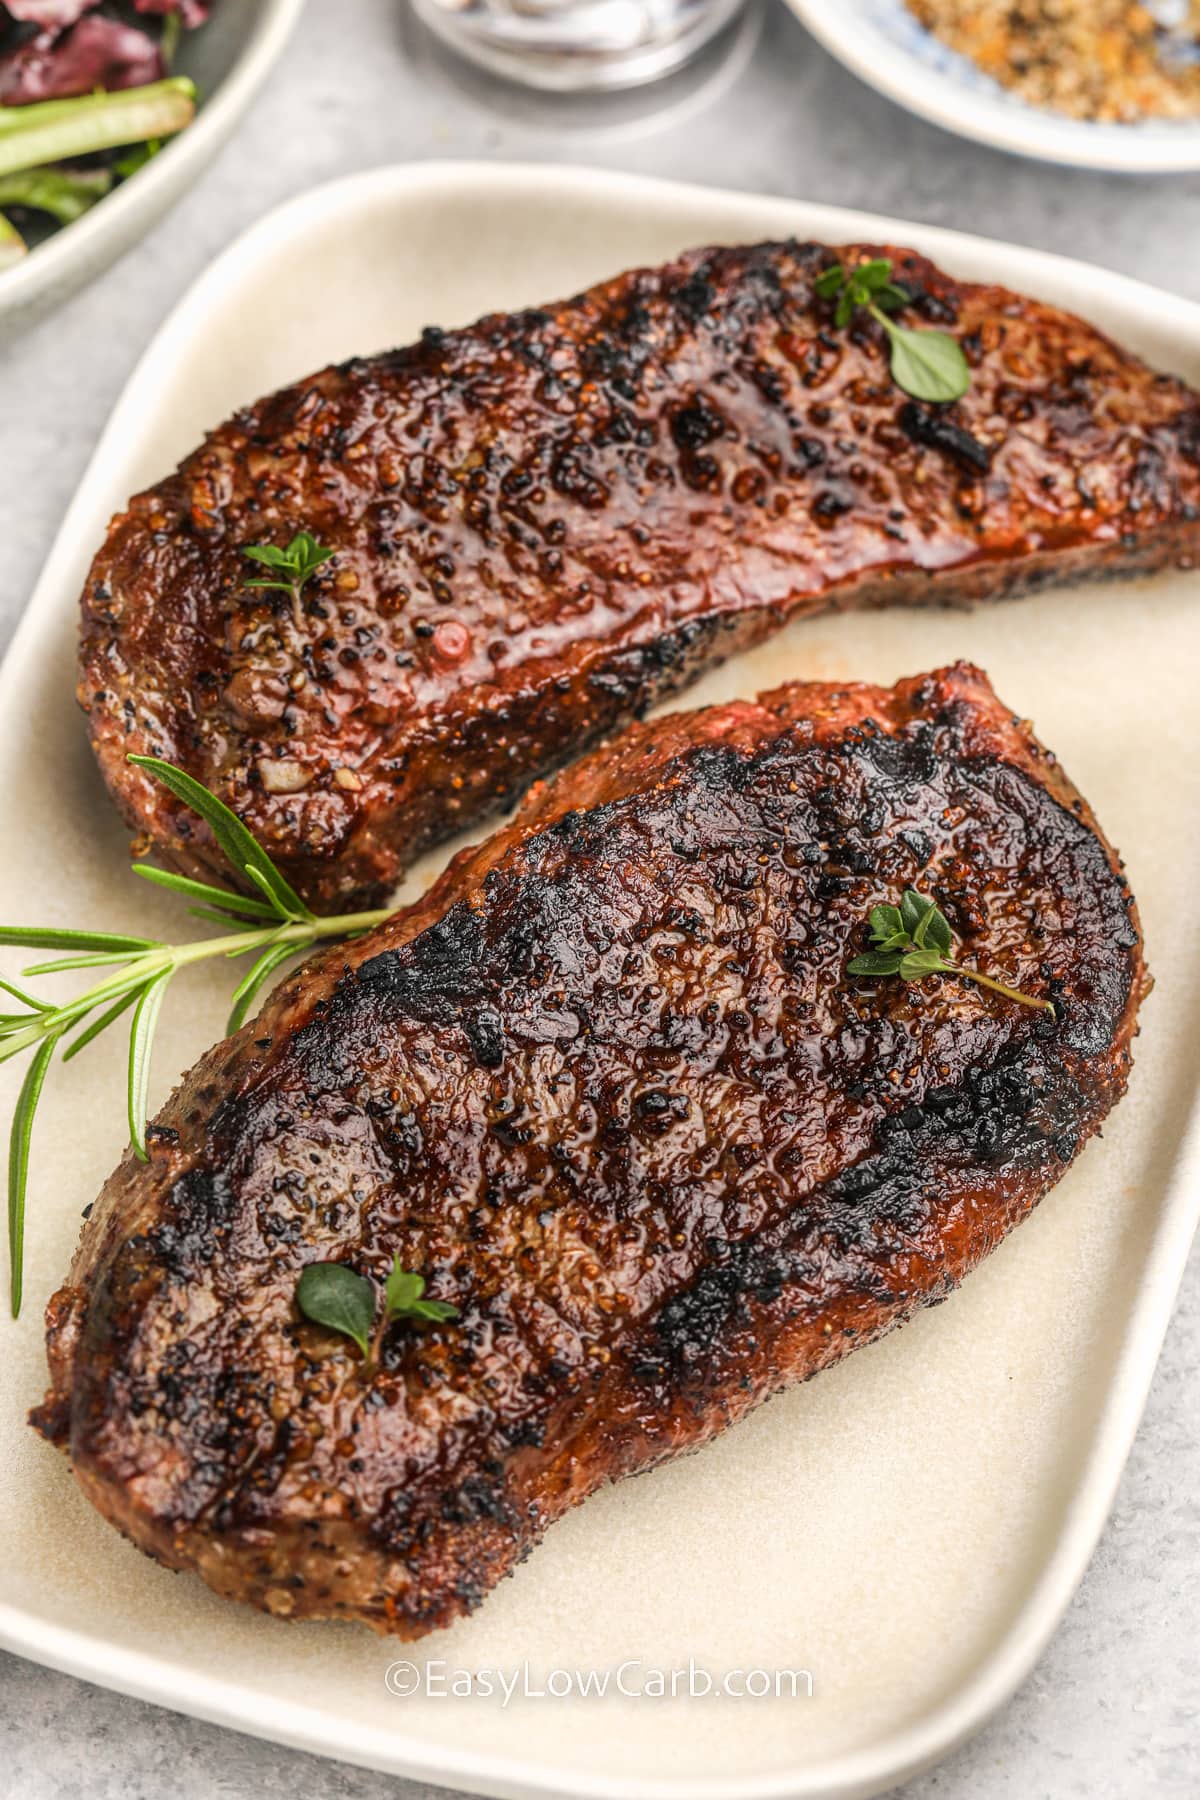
2;163;1199;1800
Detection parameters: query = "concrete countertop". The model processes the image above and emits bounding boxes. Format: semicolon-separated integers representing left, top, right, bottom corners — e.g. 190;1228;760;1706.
1;1;1197;1794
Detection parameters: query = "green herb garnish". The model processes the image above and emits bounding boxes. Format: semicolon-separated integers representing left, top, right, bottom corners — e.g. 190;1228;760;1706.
296;1253;459;1369
814;258;971;404
241;531;335;629
296;1262;375;1358
384;1258;459;1327
0;757;391;1317
847;889;1055;1015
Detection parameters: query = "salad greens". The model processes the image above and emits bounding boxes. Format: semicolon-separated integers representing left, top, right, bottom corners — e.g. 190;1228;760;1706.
0;2;210;266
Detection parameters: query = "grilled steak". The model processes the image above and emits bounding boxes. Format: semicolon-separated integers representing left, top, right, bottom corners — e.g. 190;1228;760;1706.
35;663;1146;1635
80;239;1200;912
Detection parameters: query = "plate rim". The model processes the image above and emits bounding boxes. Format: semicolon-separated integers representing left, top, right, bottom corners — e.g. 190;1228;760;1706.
786;0;1200;173
2;158;1200;1800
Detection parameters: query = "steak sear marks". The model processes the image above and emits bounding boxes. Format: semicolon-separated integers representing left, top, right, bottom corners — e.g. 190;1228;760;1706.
35;664;1146;1636
79;241;1200;909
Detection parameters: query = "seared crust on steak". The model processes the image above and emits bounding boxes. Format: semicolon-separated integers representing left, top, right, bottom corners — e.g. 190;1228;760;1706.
79;240;1200;910
35;663;1146;1635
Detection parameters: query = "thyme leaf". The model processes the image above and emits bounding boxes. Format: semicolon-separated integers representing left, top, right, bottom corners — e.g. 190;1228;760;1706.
815;258;970;404
847;888;1055;1016
241;530;335;629
296;1254;459;1371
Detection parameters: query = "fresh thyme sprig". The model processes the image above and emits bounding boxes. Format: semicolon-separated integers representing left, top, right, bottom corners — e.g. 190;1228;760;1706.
241;531;335;629
0;755;390;1317
814;258;971;404
847;889;1055;1016
296;1255;459;1371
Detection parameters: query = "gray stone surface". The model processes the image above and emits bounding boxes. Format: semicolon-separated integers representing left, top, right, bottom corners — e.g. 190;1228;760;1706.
1;1;1198;1794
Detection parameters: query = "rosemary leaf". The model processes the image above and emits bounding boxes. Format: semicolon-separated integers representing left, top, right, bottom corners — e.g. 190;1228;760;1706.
187;905;266;928
128;755;312;924
127;970;172;1161
226;943;296;1036
0;974;51;1013
0;925;157;953
132;862;279;919
8;1033;59;1316
22;951;142;977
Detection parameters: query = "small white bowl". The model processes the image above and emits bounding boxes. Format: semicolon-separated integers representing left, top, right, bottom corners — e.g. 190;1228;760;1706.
787;0;1200;173
0;0;303;336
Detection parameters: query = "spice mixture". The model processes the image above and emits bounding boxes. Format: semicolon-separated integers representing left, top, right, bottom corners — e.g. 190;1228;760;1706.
906;1;1200;121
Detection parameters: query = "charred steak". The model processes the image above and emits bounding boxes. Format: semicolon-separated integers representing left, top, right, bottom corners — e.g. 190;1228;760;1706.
80;239;1200;911
35;663;1146;1635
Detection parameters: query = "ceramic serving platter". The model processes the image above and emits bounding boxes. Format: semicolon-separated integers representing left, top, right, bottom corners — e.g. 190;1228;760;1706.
2;163;1199;1800
788;0;1200;173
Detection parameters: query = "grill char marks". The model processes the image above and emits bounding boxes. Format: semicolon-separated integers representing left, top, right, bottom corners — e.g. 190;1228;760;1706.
35;664;1146;1636
79;239;1200;911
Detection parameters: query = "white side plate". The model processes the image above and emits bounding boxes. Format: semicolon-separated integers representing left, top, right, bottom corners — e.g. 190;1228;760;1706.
1;163;1199;1800
0;0;303;335
788;0;1200;173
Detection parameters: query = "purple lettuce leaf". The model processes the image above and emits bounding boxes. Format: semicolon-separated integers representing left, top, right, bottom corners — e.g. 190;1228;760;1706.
0;15;165;105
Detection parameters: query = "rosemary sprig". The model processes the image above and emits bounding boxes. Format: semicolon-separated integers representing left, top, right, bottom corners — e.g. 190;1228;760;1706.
847;889;1055;1015
0;756;389;1317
